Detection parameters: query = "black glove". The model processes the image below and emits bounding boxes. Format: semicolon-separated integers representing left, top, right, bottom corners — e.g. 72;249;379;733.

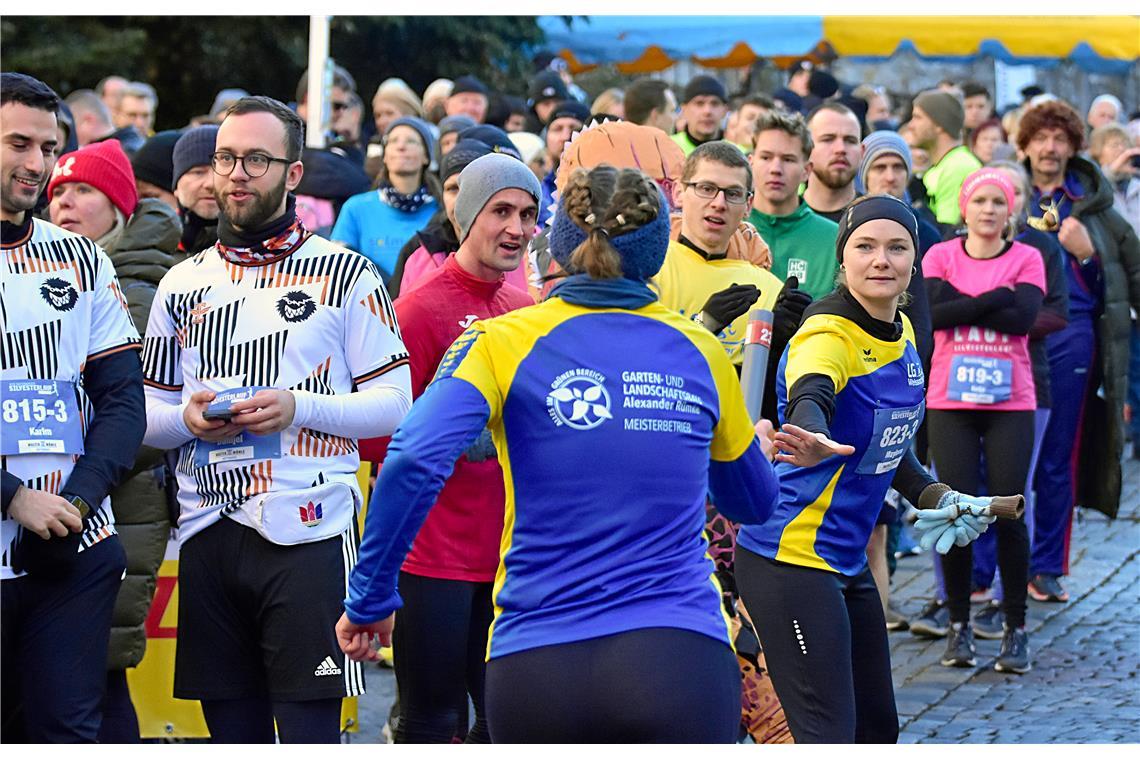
698;283;760;334
771;276;812;355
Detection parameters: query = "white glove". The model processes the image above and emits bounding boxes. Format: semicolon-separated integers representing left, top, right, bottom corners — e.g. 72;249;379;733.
913;491;998;554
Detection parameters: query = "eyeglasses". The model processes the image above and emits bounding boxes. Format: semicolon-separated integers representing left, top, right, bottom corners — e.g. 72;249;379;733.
683;181;752;205
211;151;292;178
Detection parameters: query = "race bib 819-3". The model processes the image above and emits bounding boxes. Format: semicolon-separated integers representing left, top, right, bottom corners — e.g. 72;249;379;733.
0;379;84;455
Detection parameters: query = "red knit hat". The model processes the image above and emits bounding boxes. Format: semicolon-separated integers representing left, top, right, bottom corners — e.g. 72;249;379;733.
48;139;138;217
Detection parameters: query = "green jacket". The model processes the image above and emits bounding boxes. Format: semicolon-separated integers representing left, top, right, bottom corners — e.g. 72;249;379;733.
748;201;840;300
1058;157;1140;518
922;145;981;226
104;198;185;670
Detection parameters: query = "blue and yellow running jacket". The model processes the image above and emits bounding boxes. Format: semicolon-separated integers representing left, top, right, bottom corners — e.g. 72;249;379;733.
345;282;779;659
737;288;936;576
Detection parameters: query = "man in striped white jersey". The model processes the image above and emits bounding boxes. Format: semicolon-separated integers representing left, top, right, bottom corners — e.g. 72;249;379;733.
141;95;412;743
1;72;146;742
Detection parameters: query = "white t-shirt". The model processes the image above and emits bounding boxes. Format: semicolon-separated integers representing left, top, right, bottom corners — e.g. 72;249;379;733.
1;219;141;579
142;234;409;542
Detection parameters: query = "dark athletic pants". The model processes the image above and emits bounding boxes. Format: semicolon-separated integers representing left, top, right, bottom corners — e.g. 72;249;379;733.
928;409;1033;628
392;571;493;743
735;548;899;744
1;536;126;743
484;627;740;743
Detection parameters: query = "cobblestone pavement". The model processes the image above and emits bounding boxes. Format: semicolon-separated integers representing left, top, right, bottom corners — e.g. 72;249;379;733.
350;456;1140;743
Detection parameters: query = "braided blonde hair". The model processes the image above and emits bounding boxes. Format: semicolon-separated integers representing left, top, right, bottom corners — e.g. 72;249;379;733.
560;165;661;279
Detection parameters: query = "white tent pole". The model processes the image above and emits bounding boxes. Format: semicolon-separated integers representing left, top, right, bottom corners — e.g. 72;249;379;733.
306;15;330;149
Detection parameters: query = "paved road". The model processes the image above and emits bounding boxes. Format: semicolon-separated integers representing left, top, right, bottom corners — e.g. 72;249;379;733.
348;454;1140;743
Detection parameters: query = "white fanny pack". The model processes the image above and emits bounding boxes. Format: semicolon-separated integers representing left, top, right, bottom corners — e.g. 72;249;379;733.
230;480;359;546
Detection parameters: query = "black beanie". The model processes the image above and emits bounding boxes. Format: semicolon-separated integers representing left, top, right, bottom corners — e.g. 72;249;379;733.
441;138;493;182
835;195;919;263
545;99;591;126
451;75;489;97
131;129;183;192
682;75;727;104
808;70;840;99
457;125;522;160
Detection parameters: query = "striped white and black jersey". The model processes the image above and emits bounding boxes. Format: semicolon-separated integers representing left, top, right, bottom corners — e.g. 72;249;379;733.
142;234;409;541
1;219;142;579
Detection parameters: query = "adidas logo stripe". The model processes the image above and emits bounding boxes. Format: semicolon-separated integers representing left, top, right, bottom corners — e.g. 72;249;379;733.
314;655;343;677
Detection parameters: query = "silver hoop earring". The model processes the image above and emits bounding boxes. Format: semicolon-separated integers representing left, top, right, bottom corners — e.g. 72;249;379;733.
911;266;917;275
838;263;846;272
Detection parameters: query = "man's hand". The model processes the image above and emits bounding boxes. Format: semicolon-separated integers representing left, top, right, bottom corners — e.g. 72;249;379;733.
773;423;855;467
1059;217;1096;261
183;389;245;442
336;612;394;662
229;389;296;435
7;486;83;540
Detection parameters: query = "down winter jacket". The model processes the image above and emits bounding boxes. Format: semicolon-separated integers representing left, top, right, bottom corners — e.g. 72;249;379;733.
1056;156;1140;518
104;198;185;670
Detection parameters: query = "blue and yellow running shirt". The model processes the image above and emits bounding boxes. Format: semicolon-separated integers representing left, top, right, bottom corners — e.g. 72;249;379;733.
737;289;933;576
652;239;784;364
345;292;779;659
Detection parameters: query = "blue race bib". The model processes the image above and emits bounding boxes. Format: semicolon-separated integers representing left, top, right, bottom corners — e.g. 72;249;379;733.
947;356;1012;404
0;379;84;455
192;386;282;468
855;402;924;476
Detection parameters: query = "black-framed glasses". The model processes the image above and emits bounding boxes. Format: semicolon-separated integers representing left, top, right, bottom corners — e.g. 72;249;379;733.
683;181;752;206
211;151;292;178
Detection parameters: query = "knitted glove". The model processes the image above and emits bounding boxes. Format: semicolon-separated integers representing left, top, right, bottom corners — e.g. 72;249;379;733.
913;489;999;554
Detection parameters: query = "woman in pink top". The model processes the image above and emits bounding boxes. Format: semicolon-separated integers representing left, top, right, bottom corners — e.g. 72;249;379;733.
923;169;1046;675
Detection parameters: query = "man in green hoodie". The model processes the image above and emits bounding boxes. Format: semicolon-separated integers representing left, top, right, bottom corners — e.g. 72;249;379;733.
747;110;839;300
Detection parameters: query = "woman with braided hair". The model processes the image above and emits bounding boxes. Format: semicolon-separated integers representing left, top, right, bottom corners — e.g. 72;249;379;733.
337;160;780;742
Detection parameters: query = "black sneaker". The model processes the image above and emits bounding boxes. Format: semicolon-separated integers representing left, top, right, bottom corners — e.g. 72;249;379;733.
994;625;1031;674
910;599;949;638
940;622;977;667
1028;573;1069;603
885;603;909;632
972;600;1005;640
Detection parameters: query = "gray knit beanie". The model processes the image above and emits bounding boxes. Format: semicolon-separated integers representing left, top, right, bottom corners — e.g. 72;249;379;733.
454;153;542;243
914;90;965;139
172;125;219;186
858;130;913;189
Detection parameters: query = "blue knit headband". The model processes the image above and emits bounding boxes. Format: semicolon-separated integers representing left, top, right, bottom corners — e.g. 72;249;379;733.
549;185;671;282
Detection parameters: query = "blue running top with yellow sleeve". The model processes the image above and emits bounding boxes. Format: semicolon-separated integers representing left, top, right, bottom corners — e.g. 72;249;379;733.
345;292;779;659
737;289;930;576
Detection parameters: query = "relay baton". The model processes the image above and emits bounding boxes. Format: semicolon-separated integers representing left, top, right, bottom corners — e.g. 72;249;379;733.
739;308;774;423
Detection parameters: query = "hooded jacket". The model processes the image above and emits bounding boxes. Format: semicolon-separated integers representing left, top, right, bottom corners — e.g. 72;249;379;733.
1049;155;1140;517
104;197;185;670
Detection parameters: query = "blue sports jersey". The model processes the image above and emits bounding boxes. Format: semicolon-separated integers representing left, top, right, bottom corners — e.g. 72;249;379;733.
345;292;778;659
737;304;926;576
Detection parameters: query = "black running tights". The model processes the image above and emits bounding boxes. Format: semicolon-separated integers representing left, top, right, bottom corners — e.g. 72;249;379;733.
200;696;342;743
927;409;1032;628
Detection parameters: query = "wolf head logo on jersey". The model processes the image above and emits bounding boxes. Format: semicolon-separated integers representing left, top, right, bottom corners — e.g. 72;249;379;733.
276;290;316;323
39;277;79;312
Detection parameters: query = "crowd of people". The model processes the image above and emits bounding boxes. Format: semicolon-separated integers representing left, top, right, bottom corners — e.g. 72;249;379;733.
2;47;1138;744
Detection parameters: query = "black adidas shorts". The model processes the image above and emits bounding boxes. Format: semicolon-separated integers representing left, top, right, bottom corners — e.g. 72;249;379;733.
173;517;364;702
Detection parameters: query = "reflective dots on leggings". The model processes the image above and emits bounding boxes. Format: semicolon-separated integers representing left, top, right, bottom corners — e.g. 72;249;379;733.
793;619;807;655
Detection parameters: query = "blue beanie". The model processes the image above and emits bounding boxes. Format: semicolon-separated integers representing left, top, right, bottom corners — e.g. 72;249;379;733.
858;130;913;190
548;184;671;282
386;116;435;159
172;124;219;185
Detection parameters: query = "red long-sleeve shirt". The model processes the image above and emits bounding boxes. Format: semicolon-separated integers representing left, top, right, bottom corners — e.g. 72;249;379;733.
360;254;533;582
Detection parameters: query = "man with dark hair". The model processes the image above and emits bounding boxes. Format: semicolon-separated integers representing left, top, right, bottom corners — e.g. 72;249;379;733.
802;102;863;222
1019;99;1140;605
724;94;773;152
624;79;677;135
748;111;839;300
295;64;357;145
909;89;980;227
671;75;729;156
538;99;590;225
2;71;146;742
960;82;993;134
141;94;412;742
772;60;812;114
447;75;490;124
65;89;146;154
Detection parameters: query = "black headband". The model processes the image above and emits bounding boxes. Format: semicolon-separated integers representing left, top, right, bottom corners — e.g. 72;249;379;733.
835;195;920;263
